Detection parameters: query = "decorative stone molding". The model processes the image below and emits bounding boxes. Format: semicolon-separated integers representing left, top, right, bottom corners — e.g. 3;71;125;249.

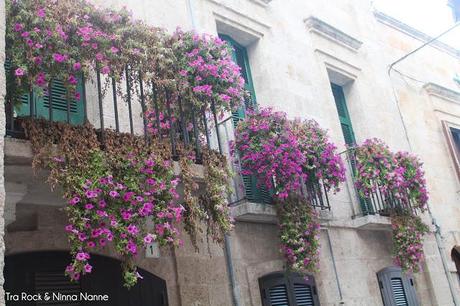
374;11;460;59
424;83;460;104
304;16;363;52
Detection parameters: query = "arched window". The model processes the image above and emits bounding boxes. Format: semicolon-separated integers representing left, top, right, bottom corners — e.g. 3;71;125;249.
377;266;419;306
259;272;320;306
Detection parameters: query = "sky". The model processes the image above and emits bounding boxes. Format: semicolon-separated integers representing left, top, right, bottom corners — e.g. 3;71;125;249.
373;0;460;49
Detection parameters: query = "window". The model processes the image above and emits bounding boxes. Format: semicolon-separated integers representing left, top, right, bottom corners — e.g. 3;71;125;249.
331;83;356;146
442;121;460;181
377;267;419;306
220;34;271;204
259;272;320;306
5;60;85;125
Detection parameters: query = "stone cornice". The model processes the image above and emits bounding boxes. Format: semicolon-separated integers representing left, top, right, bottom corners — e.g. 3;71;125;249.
304;16;363;51
424;82;460;104
374;10;460;59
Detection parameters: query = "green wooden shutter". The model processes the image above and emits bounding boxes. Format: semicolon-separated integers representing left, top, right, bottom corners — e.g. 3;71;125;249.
220;34;271;204
35;79;85;124
5;60;84;125
331;83;356;146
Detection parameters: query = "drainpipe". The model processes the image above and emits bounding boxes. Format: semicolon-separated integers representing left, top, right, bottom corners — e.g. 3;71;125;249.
323;228;344;303
387;21;460;306
185;3;241;305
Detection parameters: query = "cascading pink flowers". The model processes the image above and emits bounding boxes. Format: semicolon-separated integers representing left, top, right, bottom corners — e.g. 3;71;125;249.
233;107;345;274
171;29;246;115
6;0;246;118
233;107;307;199
353;138;428;211
353;138;430;272
61;150;183;288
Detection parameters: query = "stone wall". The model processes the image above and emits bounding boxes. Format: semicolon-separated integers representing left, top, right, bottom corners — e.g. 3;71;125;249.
2;0;460;305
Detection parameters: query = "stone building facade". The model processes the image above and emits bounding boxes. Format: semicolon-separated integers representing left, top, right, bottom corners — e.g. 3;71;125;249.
2;0;460;305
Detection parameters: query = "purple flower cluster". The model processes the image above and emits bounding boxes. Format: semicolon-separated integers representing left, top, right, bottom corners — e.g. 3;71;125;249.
171;29;246;115
63;151;183;287
233;107;307;199
233;107;346;199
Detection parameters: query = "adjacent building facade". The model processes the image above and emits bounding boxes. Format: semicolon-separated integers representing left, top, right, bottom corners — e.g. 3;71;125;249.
1;0;460;305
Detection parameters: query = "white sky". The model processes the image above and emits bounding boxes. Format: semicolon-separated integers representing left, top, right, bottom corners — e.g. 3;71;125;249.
373;0;460;49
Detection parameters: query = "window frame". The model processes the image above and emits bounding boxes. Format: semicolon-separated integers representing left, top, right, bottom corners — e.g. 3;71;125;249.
442;120;460;183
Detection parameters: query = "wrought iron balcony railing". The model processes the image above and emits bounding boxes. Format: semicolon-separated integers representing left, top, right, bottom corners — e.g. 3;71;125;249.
5;67;223;164
344;149;417;217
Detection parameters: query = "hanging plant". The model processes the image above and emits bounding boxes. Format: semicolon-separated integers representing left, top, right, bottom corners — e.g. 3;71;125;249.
232;107;306;199
277;194;320;274
353;138;430;272
391;213;430;273
353;138;396;198
394;152;428;211
170;29;246;116
290;119;346;192
233;107;345;274
23;119;184;288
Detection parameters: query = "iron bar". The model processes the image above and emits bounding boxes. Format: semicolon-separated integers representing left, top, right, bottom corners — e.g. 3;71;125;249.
202;108;211;149
177;95;189;145
138;72;148;141
211;100;222;154
125;66;134;135
112;77;120;132
165;89;177;158
96;69;105;142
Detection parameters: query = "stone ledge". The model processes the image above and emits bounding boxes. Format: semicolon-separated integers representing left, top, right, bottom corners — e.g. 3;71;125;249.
304;16;363;51
230;201;336;224
324;214;392;231
5;137;205;179
230;201;277;224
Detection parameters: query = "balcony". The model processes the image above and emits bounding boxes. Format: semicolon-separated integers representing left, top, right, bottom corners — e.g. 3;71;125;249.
344;149;418;230
230;171;334;223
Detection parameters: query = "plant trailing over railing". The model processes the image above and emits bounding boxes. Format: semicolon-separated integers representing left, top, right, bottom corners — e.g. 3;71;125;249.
7;0;244;287
6;0;244;116
171;29;246;115
353;138;430;272
23;118;233;288
391;213;429;273
233;107;346;275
